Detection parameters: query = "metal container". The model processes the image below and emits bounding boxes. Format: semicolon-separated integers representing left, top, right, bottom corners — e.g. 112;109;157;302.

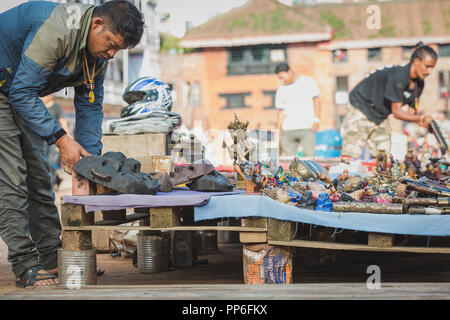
171;231;195;268
137;232;170;274
58;249;97;288
197;230;218;252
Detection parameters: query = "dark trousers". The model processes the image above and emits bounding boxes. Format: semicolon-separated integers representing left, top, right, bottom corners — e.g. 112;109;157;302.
0;91;62;278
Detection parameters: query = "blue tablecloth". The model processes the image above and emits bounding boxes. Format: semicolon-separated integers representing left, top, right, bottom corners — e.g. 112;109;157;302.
194;194;450;237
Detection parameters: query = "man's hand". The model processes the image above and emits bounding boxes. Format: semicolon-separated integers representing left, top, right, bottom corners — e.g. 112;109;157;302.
417;115;432;129
55;134;91;174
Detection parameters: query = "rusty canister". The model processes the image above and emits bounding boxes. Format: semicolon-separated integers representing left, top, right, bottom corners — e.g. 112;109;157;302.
58;249;97;288
137;232;170;273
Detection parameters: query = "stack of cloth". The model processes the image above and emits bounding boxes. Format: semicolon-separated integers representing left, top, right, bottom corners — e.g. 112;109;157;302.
109;76;181;135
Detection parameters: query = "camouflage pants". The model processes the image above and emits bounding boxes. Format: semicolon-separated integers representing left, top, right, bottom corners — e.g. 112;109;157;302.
340;106;391;158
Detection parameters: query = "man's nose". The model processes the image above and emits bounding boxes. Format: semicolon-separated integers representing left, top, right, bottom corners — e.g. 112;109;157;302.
107;49;118;58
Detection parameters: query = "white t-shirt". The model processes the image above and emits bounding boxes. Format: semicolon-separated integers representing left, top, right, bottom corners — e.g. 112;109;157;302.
275;75;320;131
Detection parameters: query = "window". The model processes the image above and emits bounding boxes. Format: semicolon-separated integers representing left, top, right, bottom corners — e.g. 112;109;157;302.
230;48;245;62
227;45;287;75
334;76;349;105
334;76;349;129
439;44;450;57
402;46;415;60
219;93;251;109
251;47;265;62
263;90;276;109
368;48;382;61
332;49;347;63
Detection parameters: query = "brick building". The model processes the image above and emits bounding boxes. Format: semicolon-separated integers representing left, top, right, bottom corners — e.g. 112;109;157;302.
161;0;450;136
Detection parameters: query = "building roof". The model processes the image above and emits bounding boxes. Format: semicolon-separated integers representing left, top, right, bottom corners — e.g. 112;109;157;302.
180;0;332;48
180;0;450;49
300;0;450;49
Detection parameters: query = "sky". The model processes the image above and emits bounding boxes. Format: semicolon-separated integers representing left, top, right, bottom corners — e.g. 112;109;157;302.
0;0;295;38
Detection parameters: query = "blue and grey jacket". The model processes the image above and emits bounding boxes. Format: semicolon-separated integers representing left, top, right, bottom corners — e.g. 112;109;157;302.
0;1;108;155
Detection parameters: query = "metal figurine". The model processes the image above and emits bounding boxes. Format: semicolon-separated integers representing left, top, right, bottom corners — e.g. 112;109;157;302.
224;113;255;165
224;114;260;193
391;160;402;181
376;149;388;174
289;157;315;181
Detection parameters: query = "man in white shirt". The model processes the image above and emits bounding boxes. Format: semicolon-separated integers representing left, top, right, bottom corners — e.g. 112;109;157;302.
275;63;321;157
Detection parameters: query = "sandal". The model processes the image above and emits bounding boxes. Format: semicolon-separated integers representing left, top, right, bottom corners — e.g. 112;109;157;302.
15;266;58;288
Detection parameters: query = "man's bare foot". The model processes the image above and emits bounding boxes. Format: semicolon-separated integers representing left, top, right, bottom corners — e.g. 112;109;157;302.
33;269;59;286
45;267;58;275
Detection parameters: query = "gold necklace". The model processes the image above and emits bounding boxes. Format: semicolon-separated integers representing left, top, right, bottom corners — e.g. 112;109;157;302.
82;49;96;103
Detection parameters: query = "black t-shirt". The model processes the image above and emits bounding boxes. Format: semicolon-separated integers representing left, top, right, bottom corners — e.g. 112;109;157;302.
349;63;424;124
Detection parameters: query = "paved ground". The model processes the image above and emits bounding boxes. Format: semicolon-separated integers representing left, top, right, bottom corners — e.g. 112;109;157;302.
1;172;450;299
2;283;450;300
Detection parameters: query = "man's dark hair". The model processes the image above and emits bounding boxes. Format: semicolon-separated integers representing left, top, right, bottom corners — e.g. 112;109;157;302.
93;0;144;48
410;41;438;62
275;63;290;74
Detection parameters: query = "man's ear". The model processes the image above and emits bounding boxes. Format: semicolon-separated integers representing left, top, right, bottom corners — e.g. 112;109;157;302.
412;57;421;65
91;16;105;32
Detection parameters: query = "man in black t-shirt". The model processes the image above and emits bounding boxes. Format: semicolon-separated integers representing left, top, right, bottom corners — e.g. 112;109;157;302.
340;44;437;159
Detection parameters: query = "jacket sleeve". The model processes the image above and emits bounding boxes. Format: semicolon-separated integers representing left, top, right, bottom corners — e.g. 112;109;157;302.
8;25;66;144
73;73;105;155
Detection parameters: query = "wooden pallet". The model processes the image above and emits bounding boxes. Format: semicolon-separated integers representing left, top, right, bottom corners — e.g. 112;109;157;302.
239;217;450;254
60;200;267;251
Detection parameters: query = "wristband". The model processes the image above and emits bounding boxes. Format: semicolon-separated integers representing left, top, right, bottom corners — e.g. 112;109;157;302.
54;129;67;145
313;117;321;123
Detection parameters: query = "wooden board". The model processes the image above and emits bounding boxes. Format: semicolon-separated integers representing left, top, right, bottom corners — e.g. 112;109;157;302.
152;156;172;173
72;172;95;196
368;233;394;248
268;239;450;254
267;219;295;242
132;156;155;173
62;226;267;232
92;230;111;252
150;207;183;228
241;217;268;228
101;133;167;158
62;230;92;251
6;283;450;300
239;232;267;243
61;203;94;227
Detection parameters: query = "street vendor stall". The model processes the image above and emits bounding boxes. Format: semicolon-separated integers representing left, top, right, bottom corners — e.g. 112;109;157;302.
59;112;450;287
